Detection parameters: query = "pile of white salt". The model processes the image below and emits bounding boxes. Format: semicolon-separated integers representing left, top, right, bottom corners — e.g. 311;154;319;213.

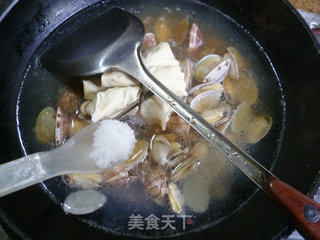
89;119;136;169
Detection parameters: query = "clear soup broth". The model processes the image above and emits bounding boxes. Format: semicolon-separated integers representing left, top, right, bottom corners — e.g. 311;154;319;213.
17;0;285;237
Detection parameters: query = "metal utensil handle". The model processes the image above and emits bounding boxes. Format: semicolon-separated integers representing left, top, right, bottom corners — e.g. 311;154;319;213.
267;178;320;240
117;45;320;239
114;90;153;119
0;151;55;197
117;44;274;191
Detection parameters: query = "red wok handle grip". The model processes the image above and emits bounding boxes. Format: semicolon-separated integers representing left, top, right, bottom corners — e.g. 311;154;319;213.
267;178;320;240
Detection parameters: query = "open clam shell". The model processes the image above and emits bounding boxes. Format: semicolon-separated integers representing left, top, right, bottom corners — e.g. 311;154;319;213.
188;82;223;97
166;114;190;135
203;59;231;83
35;107;56;144
173;18;189;45
171;142;208;182
123;140;149;169
55;107;68;147
231;101;253;134
167;144;189;169
188;23;203;53
171;156;199;182
216;115;233;134
231;102;272;143
65;173;103;189
103;165;129;187
183;174;210;213
223;46;246;79
190;89;222;112
63;189;107;215
193;54;222;83
245;115;273;144
224;73;258;106
145;167;168;199
168;183;185;214
201;102;232;126
150;135;171;166
183;59;193;86
155;16;172;42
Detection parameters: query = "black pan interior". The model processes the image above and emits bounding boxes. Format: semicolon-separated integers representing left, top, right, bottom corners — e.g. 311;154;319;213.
0;0;319;239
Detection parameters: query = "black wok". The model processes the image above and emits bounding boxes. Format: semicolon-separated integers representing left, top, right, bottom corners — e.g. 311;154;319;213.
0;0;319;239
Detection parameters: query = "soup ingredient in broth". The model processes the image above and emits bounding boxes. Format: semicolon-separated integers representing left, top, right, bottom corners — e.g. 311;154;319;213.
90;119;136;169
34;106;56;144
33;9;275;217
63;189;107;215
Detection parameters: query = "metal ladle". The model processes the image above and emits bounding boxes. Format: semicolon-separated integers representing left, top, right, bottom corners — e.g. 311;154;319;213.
39;7;319;239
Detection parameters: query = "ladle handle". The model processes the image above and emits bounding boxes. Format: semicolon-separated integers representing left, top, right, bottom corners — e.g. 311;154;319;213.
267;178;320;240
117;44;319;239
0;152;55;197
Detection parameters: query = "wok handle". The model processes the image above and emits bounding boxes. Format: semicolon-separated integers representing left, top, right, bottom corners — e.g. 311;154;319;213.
267;177;320;240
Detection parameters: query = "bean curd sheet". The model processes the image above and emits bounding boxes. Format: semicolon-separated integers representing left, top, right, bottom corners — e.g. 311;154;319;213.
17;0;285;237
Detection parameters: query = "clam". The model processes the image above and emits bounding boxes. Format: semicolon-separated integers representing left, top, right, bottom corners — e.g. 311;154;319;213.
80;100;94;116
155;16;172;42
198;45;216;60
236;73;258;105
231;101;253;134
66;173;103;188
188;82;223;96
168;151;188;169
202;108;223;125
128;159;151;182
103;165;129;187
190;89;222;112
168;183;185;214
245;115;272;144
199;150;235;199
153;197;167;206
35;106;56;144
183;173;210;213
224;74;258;106
167;142;189;168
160;133;177;142
203;59;231;83
183;59;193;86
223;46;246;79
223;77;235;104
55;107;68;146
216;116;233;134
150;135;170;166
63;189;106;215
171;141;208;182
145;167;168;199
231;102;272;143
193;54;223;83
68;116;90;137
188;141;209;160
166;114;190;135
201;102;232;126
169;142;182;156
173;18;189;45
141;32;157;52
123;140;149;169
188;23;203;53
